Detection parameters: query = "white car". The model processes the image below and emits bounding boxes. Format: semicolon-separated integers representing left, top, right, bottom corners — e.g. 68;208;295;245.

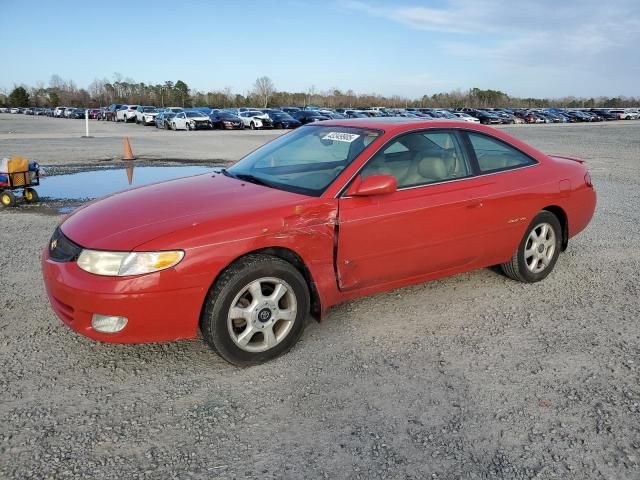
239;110;273;129
63;107;76;118
453;112;481;123
170;111;212;131
53;106;67;117
609;109;639;120
163;107;184;114
135;106;159;125
116;105;140;123
10;107;20;114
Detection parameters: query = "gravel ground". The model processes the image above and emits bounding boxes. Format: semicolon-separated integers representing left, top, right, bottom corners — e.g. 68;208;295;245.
1;117;639;479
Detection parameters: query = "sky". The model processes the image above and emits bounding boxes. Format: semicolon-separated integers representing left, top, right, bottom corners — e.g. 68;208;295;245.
1;0;639;99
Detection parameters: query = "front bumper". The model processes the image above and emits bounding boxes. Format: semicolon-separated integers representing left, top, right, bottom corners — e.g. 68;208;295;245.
42;250;206;343
190;121;212;130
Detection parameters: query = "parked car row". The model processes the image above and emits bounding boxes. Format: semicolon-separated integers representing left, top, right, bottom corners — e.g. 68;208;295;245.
2;105;639;129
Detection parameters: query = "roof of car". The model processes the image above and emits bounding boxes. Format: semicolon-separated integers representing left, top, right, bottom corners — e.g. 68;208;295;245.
316;117;481;132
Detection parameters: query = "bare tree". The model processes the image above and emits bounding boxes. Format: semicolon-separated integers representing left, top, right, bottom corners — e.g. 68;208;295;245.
252;76;275;108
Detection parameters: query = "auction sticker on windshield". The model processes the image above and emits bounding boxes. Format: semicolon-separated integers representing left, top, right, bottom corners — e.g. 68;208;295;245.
322;132;360;143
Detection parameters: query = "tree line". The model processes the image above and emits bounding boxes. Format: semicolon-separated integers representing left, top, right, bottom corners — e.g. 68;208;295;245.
1;74;638;109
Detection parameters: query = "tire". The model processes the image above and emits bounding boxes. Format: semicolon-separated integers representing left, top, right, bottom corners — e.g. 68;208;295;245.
501;211;562;283
23;188;39;203
172;122;176;131
186;123;191;131
1;191;16;207
250;121;255;130
200;254;310;366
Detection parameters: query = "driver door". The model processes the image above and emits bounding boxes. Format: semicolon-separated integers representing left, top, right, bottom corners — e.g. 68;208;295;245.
336;130;486;291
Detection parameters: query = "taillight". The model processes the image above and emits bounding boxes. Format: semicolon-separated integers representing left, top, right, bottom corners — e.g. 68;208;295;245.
584;172;593;188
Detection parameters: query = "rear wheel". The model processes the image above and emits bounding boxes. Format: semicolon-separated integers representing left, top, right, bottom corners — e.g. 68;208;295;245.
201;254;309;366
250;121;255;130
501;211;562;283
1;191;16;207
23;188;39;203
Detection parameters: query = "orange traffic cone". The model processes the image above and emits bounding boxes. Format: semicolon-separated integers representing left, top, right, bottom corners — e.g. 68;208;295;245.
123;137;135;161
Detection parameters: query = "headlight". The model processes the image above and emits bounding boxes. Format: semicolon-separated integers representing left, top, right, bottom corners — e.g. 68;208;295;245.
77;250;184;276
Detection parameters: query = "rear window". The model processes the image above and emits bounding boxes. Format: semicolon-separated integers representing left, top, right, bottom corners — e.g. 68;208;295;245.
467;132;537;173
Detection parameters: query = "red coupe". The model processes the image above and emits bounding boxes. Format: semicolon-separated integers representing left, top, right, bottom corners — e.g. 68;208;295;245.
42;119;596;365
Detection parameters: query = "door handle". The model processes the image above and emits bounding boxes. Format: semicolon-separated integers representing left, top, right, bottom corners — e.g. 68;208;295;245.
466;200;484;209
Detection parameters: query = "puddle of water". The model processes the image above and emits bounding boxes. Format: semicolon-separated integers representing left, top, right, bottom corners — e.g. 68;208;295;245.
36;165;214;200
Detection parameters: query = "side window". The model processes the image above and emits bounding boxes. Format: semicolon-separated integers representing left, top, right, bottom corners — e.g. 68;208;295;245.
468;132;536;173
360;130;471;188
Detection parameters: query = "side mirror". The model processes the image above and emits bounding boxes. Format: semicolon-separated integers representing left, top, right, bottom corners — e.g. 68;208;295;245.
346;174;397;197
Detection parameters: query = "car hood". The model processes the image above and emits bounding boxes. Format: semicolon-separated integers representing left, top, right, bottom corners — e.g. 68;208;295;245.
60;172;311;251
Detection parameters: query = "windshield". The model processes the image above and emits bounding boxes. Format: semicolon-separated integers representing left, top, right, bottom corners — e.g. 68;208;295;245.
272;113;293;119
228;125;381;196
186;111;204;118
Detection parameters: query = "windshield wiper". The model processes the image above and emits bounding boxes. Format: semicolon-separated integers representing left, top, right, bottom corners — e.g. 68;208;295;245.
233;173;273;188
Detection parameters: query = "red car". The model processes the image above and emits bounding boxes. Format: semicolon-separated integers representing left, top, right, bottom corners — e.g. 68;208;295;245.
42;119;596;365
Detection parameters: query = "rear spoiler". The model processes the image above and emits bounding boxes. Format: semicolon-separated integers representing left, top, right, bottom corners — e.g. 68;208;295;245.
550;155;585;164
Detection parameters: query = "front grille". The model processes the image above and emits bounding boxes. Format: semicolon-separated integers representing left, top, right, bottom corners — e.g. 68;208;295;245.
49;228;82;262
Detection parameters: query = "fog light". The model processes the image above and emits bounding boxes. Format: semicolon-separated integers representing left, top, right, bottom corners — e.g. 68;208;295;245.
91;314;128;333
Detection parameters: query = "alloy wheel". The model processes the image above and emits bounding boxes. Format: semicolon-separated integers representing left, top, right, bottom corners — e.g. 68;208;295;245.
227;277;297;353
524;223;556;273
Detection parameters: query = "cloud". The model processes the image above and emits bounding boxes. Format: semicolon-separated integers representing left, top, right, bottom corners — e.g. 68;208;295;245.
344;0;640;66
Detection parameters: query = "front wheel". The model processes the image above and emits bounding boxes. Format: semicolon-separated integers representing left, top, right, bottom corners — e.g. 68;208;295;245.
200;254;310;366
23;188;39;203
501;211;562;283
250;121;255;130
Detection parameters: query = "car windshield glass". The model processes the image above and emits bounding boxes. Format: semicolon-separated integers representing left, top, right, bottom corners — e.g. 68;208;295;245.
272;113;292;119
145;108;157;113
186;111;203;117
228;125;381;196
248;111;263;116
219;113;236;119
